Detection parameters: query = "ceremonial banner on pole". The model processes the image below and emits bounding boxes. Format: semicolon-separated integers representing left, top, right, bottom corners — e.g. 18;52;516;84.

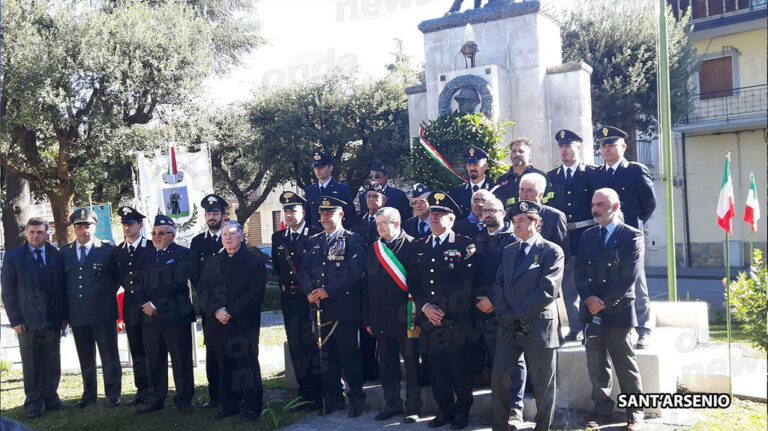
136;144;213;246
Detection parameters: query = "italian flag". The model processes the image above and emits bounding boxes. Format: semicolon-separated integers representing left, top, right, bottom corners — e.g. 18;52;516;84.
744;173;760;232
373;239;415;332
716;153;735;234
419;127;468;182
279;210;286;230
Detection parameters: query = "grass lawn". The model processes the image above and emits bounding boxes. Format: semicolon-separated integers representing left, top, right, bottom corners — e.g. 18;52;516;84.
0;369;308;431
260;326;288;347
708;322;765;357
689;398;768;431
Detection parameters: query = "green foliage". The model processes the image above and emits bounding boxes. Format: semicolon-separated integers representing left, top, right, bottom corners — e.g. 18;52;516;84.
728;249;767;351
262;397;310;429
558;0;696;137
409;112;513;192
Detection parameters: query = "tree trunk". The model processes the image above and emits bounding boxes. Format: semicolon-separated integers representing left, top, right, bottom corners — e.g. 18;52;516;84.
48;186;75;247
1;168;32;249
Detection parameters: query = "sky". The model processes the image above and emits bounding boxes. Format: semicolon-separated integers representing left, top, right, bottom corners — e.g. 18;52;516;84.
204;0;451;105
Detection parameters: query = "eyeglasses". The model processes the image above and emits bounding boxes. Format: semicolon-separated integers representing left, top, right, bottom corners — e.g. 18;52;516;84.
366;194;383;200
411;199;428;206
375;221;395;227
369;174;383;180
480;209;503;215
471;199;487;204
150;231;173;237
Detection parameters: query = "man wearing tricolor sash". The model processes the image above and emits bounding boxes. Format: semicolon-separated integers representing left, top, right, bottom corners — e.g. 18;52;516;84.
364;207;423;424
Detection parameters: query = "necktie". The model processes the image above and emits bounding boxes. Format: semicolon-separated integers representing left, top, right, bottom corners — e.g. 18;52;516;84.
565;169;572;181
472;184;479;193
518;243;528;260
325;234;332;246
607;167;615;176
369;216;375;224
599;227;608;248
291;232;298;243
320;185;326;194
156;249;165;261
34;249;45;268
79;245;87;265
419;221;427;235
129;245;136;254
433;237;441;248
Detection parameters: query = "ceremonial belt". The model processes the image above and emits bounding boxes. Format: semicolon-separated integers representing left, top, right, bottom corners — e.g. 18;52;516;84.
281;285;303;294
373;239;418;338
280;240;302;285
566;219;596;230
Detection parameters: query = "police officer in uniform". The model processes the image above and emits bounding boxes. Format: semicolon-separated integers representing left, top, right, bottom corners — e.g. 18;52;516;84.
61;208;122;408
576;188;645;431
304;151;355;231
271;191;322;411
546;129;597;341
491;200;564;431
190;193;228;408
402;184;432;240
357;161;411;221
449;147;495;217
493;137;546;207
113;206;152;406
407;192;476;430
135;215;195;414
299;196;366;418
592;126;656;349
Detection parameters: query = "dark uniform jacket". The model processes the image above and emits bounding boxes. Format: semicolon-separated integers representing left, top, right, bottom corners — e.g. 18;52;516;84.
493;165;546;207
114;237;152;325
539;204;571;262
353;211;380;246
546;162;597;253
407;230;477;329
304;178;355;230
575;222;643;327
453;214;485;238
472;222;517;319
592;159;657;230
271;224;318;290
364;231;415;338
358;185;411;222
61;238;119;326
189;231;222;288
492;235;564;349
196;246;266;344
449;178;495;218
1;242;66;330
298;229;365;322
402;216;431;240
135;242;194;326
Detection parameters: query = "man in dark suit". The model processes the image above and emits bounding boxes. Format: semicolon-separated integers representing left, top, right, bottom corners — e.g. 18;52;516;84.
453;188;493;237
493;137;546;207
197;221;266;422
135;215;195;415
592;126;656;349
272;192;322;411
357;161;411;221
546;129;597;342
113;206;153;406
304;151;355;230
61;208;122;408
407;192;476;430
402;183;432;240
491;200;564;431
189;193;228;409
1;218;69;418
449;147;495;217
364;207;422;423
576;188;645;431
299;196;366;418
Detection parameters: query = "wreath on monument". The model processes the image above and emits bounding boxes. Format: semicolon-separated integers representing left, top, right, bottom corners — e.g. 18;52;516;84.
408;111;513;192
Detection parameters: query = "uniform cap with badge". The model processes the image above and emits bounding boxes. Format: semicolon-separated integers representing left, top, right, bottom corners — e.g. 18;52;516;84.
598;126;628;145
411;183;432;200
464;147;489;164
154;214;175;228
279;191;307;209
200;194;228;213
427;191;461;214
70;207;98;225
316;196;347;211
507;200;542;217
118;206;145;225
311;151;334;168
554;129;583;146
370;160;388;175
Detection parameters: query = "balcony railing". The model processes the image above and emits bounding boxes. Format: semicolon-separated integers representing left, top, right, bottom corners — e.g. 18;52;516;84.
677;84;767;125
668;0;767;21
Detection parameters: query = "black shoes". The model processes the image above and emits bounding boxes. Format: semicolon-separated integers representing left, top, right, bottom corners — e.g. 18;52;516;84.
450;415;469;430
428;413;454;428
317;401;346;416
635;333;651;349
347;402;363;418
241;410;261;422
135;403;164;415
201;399;218;408
404;414;419;424
27;410;42;419
374;406;404;421
76;398;96;409
564;330;583;342
107;397;122;408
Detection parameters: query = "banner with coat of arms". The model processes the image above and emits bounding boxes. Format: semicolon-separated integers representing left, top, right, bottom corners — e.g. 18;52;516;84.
135;144;213;246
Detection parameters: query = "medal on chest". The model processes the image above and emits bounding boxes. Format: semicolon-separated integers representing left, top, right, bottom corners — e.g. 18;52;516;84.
327;237;346;262
443;249;461;270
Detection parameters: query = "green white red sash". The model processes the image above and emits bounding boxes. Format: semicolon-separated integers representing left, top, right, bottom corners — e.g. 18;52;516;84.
419;126;468;182
373;239;417;334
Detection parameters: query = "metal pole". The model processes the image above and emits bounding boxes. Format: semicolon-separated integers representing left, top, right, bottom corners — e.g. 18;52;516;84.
658;0;678;301
725;231;732;397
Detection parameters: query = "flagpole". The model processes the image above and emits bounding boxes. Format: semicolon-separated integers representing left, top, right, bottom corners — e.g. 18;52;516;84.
725;229;732;397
